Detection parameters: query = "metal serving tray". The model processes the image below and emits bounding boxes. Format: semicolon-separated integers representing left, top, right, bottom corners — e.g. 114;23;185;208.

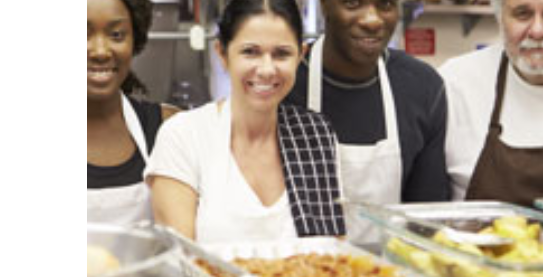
88;222;250;277
201;237;425;277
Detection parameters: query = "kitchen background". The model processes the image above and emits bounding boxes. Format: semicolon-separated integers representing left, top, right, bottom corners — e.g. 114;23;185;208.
131;0;500;109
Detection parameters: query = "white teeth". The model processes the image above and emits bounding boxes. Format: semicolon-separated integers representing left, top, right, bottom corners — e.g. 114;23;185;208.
88;68;115;73
360;38;379;43
89;71;113;78
88;68;115;82
253;84;273;92
248;82;278;94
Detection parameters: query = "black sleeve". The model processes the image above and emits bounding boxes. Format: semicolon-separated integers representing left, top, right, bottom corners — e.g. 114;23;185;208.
402;84;452;201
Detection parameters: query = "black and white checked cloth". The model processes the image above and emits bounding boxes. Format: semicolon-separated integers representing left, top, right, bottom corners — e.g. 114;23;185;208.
277;104;346;236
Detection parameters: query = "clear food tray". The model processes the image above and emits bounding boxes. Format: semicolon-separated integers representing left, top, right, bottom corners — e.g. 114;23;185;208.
346;201;543;277
535;199;543;211
201;237;425;277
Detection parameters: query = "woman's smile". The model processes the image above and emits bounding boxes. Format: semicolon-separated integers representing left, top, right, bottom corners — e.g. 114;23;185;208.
245;80;282;97
87;66;118;86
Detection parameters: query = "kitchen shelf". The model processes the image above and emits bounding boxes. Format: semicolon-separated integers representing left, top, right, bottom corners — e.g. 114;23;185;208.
147;31;321;41
402;2;496;37
423;4;495;16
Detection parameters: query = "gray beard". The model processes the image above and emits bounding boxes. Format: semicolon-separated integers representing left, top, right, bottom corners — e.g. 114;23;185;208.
502;30;543;78
506;46;543;77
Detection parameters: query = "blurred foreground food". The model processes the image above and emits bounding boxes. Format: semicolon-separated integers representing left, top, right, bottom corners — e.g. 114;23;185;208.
87;245;121;277
387;216;543;277
197;253;404;277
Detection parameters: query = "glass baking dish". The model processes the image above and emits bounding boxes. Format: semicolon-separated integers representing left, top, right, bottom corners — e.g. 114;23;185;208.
534;199;543;211
345;201;543;277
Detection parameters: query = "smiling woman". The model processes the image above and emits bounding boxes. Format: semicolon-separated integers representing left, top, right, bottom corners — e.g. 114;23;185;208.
145;0;346;243
87;0;178;225
87;0;133;100
215;14;301;114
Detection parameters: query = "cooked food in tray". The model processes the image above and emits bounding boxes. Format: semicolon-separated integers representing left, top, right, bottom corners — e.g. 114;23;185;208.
87;245;121;277
469;216;542;263
194;237;419;277
387;215;543;277
197;253;405;277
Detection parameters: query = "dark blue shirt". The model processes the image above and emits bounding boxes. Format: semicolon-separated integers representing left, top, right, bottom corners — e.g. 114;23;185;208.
284;48;451;202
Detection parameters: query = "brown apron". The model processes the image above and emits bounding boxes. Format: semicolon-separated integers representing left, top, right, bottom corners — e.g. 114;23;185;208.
466;53;543;207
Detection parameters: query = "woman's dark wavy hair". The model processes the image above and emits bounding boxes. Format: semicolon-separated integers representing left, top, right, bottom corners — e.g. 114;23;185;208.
120;0;154;95
217;0;303;53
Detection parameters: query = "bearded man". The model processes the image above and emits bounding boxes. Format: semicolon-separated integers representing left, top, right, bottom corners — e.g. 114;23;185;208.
440;0;543;207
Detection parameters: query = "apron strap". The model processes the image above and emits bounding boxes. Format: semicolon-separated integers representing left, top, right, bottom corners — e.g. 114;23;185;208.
489;53;509;133
466;52;543;207
308;35;325;112
121;94;149;163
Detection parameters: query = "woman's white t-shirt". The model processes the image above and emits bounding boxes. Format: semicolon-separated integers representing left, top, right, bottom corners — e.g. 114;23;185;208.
145;100;297;244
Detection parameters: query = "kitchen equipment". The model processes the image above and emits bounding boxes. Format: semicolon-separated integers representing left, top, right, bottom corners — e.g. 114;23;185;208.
345;201;543;277
87;222;249;277
201;237;426;277
535;198;543;211
340;199;512;247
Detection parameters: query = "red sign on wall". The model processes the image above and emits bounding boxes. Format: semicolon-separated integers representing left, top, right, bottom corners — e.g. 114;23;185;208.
405;28;435;56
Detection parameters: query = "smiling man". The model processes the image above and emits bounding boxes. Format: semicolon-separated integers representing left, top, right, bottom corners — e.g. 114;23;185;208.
284;0;451;212
440;0;543;206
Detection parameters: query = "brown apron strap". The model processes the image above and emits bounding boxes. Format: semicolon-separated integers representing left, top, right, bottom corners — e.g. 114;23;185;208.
466;52;543;206
489;53;509;133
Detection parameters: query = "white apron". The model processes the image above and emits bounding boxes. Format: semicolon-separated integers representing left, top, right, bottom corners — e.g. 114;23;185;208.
195;98;297;243
308;36;402;243
87;95;153;225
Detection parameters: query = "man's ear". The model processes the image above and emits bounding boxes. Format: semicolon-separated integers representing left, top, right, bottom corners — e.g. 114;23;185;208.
214;40;228;69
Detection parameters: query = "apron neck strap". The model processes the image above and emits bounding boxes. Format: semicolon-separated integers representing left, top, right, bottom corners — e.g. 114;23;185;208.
308;35;326;112
489;53;509;132
121;94;149;162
